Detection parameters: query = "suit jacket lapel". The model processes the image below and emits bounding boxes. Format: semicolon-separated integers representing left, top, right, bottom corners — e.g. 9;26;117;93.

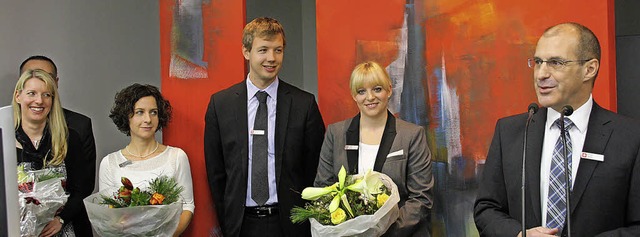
527;108;546;225
346;114;360;175
570;103;611;214
275;82;291;185
233;82;250;185
373;112;397;172
345;111;398;174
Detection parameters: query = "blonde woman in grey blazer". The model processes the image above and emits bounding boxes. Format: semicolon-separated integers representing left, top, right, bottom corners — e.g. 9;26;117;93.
314;61;434;237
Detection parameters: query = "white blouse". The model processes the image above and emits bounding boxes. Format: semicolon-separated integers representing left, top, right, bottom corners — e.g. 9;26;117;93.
358;142;380;175
99;146;195;213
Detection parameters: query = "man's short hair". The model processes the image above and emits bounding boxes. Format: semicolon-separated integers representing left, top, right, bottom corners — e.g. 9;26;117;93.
543;22;601;62
242;17;286;51
19;55;58;77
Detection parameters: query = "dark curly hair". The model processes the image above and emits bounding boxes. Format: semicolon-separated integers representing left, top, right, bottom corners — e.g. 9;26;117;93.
109;84;172;136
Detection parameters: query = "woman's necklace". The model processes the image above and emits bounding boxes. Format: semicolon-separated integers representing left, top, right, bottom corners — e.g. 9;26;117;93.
126;141;159;158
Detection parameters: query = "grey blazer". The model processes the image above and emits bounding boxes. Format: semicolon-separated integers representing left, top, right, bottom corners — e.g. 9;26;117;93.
314;112;434;237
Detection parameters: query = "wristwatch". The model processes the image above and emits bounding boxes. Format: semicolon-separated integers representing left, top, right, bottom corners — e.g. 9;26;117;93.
55;216;64;224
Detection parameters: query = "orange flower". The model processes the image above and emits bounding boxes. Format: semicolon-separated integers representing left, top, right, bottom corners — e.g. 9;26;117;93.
149;193;165;205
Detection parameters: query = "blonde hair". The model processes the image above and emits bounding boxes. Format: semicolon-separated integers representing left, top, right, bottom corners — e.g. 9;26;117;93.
242;17;286;51
13;69;68;166
349;61;392;96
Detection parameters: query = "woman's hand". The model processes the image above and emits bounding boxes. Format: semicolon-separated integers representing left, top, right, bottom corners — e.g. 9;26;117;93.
38;217;63;237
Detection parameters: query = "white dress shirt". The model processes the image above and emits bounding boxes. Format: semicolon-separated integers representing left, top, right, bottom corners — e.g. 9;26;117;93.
540;95;593;226
245;75;279;206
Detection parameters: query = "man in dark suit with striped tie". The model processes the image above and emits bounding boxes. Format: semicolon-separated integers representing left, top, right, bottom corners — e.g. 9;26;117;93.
474;22;640;236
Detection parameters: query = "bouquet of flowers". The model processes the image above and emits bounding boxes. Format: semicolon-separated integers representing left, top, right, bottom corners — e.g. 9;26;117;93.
83;176;184;237
17;163;69;237
291;166;400;237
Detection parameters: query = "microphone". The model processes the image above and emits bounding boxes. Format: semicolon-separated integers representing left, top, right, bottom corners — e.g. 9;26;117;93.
521;103;538;237
559;105;573;237
562;105;574;117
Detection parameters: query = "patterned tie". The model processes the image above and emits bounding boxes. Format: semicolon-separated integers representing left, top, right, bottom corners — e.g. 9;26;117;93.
251;91;269;205
546;117;574;233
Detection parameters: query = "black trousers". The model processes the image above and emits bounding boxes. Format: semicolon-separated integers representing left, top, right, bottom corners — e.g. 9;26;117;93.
239;213;284;237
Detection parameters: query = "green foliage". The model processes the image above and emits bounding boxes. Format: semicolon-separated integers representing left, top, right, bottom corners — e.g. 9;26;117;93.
35;170;65;182
129;188;152;207
100;194;128;208
290;205;330;224
101;175;183;208
149;176;184;205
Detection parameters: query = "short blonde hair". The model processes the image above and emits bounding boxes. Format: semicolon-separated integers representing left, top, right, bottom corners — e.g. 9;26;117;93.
349;61;392;96
13;69;68;166
242;17;286;51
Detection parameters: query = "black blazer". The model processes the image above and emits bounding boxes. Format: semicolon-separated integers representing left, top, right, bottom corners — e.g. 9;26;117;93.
63;108;96;166
474;103;640;236
61;129;95;236
204;79;325;237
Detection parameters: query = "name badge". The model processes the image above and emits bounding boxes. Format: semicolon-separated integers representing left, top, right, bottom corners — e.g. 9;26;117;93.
251;130;265;135
344;145;358;150
581;152;604;162
119;160;133;168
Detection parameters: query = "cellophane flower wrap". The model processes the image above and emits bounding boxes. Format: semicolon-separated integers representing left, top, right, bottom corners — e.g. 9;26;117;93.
17;163;69;237
83;176;183;237
291;166;400;237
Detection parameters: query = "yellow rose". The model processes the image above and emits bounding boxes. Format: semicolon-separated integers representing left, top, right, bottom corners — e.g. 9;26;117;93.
330;208;347;225
377;193;390;208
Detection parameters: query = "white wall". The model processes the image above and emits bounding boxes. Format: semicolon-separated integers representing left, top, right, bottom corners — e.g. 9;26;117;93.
0;1;161;169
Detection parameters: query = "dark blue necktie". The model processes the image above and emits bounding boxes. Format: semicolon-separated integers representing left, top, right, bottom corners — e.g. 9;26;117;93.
251;91;269;205
546;117;574;233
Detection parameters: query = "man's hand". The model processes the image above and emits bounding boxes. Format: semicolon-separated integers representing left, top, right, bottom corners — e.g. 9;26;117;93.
517;226;559;237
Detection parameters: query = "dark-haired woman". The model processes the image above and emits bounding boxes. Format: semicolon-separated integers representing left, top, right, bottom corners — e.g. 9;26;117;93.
98;84;194;237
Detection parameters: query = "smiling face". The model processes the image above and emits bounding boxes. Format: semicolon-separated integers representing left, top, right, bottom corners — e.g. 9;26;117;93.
352;82;391;119
15;78;53;125
128;96;159;140
533;27;598;112
243;34;284;89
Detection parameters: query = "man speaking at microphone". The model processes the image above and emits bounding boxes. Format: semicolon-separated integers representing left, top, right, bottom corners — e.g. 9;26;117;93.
474;22;640;236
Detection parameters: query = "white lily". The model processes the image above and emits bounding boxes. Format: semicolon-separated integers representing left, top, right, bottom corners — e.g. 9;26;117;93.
301;183;338;200
346;169;384;200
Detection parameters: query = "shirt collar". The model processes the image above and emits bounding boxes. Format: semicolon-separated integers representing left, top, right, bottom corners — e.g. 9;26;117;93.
545;94;593;134
246;74;279;101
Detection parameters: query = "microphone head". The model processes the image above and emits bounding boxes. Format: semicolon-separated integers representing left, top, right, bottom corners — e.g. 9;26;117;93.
562;105;574;116
528;103;539;114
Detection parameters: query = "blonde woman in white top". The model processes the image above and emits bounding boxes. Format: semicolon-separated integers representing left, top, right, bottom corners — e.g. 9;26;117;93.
314;62;434;236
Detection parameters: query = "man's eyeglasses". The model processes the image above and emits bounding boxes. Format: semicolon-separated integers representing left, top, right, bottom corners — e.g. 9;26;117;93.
527;58;592;70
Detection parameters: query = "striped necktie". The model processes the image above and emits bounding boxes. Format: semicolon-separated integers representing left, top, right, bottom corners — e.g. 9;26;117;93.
546;117;574;233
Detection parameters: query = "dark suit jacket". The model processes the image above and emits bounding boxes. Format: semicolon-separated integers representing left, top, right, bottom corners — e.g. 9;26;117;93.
61;129;95;236
64;108;96;235
474;103;640;237
63;108;96;167
315;112;434;237
204;79;325;237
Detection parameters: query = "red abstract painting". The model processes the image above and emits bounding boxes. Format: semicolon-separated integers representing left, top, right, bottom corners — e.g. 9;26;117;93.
317;0;615;235
160;1;245;236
